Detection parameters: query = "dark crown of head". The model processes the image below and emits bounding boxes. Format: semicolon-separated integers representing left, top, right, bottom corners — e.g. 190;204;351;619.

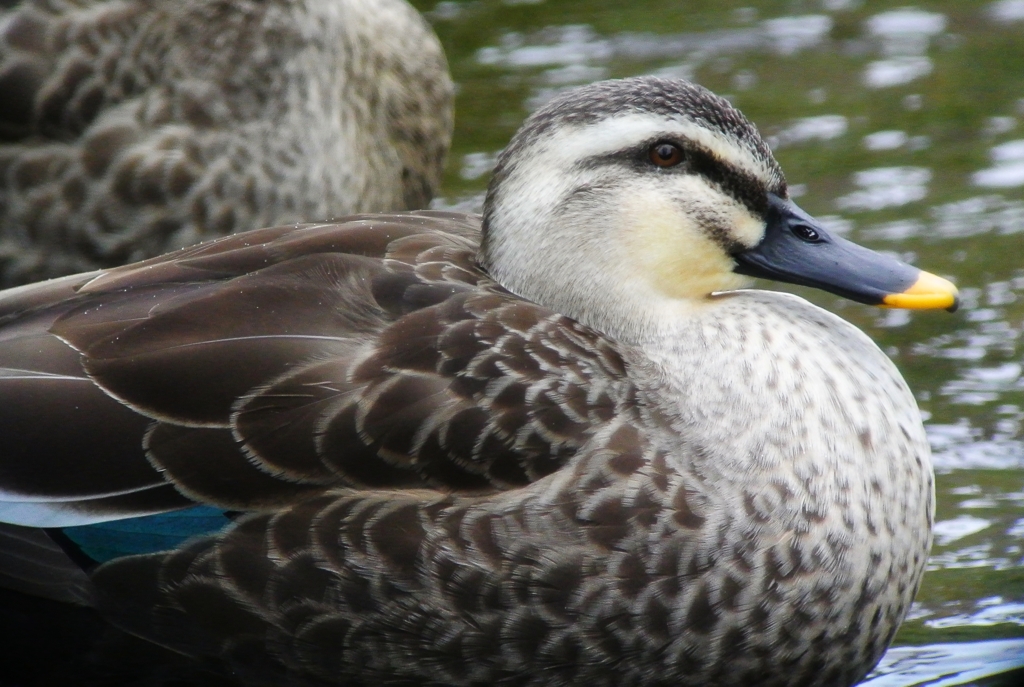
508;78;776;171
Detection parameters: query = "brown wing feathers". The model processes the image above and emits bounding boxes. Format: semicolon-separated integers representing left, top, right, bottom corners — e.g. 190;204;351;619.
1;212;650;682
91;419;671;685
1;213;634;516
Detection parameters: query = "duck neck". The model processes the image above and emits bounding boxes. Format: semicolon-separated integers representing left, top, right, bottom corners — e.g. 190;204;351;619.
623;290;932;499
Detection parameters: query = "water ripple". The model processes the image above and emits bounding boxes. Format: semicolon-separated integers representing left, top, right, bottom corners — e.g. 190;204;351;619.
928;422;1024;472
974;140;1024;188
864;639;1024;686
933;515;994;546
864;130;909;150
836;167;931;211
990;0;1024;23
475;16;833;73
768;115;848;148
925;597;1024;629
864;57;933;89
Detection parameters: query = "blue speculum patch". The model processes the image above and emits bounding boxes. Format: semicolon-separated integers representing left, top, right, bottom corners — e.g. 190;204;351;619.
60;505;232;563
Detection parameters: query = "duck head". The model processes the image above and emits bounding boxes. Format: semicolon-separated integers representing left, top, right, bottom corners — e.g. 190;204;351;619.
480;77;957;342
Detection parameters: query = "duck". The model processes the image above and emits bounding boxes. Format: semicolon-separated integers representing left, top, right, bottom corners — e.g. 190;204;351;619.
0;76;958;687
0;0;453;286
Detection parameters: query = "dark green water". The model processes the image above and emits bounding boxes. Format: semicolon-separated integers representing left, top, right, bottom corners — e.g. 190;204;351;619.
414;0;1024;682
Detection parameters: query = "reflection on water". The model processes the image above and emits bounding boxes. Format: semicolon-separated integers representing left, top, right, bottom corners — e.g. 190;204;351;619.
975;140;1024;188
933;515;994;548
424;0;1024;681
863;639;1024;686
926;597;1024;630
862;8;944;89
991;0;1024;22
837;166;932;211
769;114;848;147
864;130;912;151
469;11;840;113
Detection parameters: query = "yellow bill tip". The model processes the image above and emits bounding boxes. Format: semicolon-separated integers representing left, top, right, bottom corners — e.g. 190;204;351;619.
882;271;960;312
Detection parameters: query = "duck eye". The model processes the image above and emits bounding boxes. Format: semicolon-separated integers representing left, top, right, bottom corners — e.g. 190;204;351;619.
649;142;684;168
791;223;822;242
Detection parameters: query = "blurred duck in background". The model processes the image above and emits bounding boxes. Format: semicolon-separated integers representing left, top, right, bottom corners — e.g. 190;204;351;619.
0;0;453;285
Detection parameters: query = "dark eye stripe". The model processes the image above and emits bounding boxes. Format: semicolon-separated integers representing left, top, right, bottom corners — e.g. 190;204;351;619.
574;139;778;216
685;147;771;215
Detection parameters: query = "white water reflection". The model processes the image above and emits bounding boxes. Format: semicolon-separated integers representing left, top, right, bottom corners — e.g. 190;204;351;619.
864;57;933;89
866;9;947;50
928;421;1024;472
927;543;1007;571
984;116;1017;137
836;167;931;211
941;363;1023;407
990;0;1024;23
974;140;1024;188
431;193;486;215
855;196;1024;240
823;0;862;11
862;8;945;89
933;515;993;546
931;438;1024;470
817;214;854;236
476;25;612;69
926;597;1024;629
460;152;500;181
932;195;1024;237
1008;518;1024;537
769;115;848;148
960;496;1000;509
475;15;833;74
860;219;925;241
762;15;833;56
878;308;912;329
864;130;908;150
864;639;1024;686
541;63;607;85
425;1;463;21
474;15;843;110
970;166;1024;190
